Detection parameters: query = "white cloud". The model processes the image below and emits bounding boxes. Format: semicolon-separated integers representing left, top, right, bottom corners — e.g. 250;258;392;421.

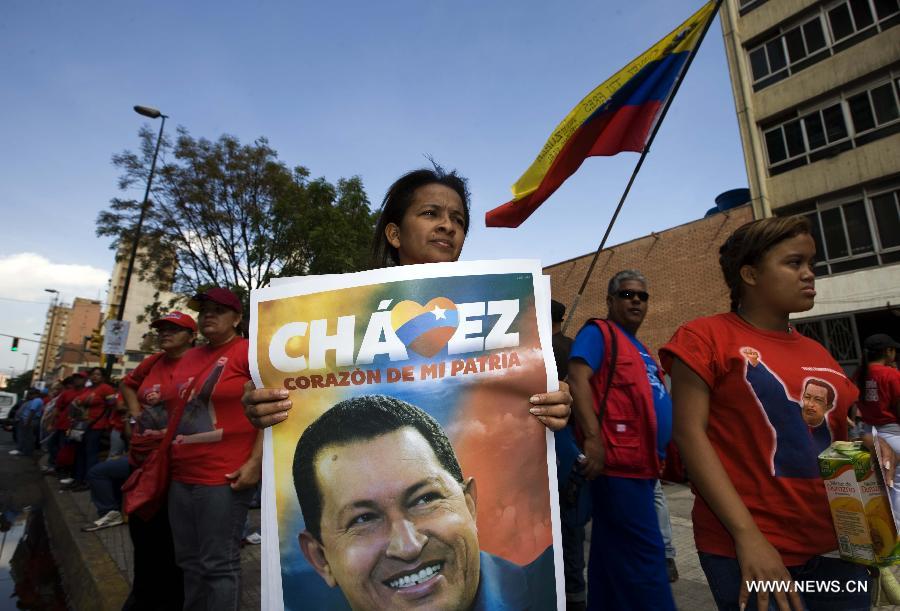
0;252;109;302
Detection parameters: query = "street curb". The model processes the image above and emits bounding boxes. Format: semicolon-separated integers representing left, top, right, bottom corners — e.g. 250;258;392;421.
40;476;130;611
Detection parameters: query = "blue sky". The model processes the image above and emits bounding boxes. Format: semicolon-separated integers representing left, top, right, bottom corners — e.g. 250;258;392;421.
0;0;746;377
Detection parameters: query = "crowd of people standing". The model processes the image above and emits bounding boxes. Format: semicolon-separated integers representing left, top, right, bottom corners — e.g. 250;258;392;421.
5;164;899;610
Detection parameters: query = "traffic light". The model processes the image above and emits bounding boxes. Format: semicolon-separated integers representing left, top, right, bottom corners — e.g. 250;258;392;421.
11;337;18;351
88;329;103;355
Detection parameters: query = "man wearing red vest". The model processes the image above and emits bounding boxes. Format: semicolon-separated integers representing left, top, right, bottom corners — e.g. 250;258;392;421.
567;270;674;611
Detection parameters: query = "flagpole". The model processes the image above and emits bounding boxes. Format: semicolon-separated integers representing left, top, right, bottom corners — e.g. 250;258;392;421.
561;0;724;335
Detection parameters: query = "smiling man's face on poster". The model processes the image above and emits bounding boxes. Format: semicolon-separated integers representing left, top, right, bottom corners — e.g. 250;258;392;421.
298;422;481;610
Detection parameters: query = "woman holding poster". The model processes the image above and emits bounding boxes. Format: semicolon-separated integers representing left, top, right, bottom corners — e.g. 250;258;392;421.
243;165;571;431
244;165;571;610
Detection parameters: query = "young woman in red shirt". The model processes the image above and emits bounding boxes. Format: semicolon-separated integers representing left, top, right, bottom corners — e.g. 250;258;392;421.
856;333;900;510
660;217;870;611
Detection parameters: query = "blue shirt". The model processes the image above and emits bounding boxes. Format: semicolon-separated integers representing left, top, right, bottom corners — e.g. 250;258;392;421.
472;548;555;610
570;323;672;459
17;397;44;422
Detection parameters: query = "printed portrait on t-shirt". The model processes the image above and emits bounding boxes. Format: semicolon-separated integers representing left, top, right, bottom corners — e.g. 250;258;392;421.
136;383;169;432
740;347;837;479
174;356;227;444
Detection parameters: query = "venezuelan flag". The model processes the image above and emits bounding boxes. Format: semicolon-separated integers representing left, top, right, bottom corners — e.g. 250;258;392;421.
486;1;718;228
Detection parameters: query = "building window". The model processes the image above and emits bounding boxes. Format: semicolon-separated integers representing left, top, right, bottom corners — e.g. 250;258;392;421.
795;184;900;276
762;73;900;173
740;0;770;16
795;315;860;366
747;0;899;90
847;80;900;134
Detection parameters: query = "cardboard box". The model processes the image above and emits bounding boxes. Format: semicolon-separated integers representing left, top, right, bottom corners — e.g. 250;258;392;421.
819;441;900;565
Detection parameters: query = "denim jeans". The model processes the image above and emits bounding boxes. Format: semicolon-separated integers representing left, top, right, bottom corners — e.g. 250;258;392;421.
698;552;872;610
109;429;127;458
47;429;62;467
168;481;253;611
87;456;130;516
16;419;36;456
74;428;103;483
654;479;675;559
561;521;587;602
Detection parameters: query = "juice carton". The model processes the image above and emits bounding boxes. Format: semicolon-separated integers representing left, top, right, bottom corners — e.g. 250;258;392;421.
818;441;900;565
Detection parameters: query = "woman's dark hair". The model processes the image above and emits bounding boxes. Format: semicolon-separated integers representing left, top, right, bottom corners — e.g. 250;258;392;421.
370;165;471;268
856;346;889;396
718;216;811;312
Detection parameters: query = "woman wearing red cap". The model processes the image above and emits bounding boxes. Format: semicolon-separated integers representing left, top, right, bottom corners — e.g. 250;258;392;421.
163;289;260;611
119;310;197;611
242;166;572;430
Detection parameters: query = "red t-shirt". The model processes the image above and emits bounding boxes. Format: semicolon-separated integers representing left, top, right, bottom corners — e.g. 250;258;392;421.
660;312;858;566
108;393;126;432
76;383;117;430
123;351;184;467
168;337;256;485
54;388;82;431
857;364;900;427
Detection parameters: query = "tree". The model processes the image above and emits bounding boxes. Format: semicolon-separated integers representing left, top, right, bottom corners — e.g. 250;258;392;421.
97;128;377;312
5;369;34;399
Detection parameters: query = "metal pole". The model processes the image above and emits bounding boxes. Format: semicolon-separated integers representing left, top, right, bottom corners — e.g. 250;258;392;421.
562;0;724;334
105;114;167;378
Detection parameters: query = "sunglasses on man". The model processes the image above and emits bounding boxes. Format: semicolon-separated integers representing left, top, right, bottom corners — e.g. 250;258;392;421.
614;290;650;302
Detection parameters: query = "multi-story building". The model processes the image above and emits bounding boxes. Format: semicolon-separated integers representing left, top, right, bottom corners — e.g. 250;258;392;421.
33;303;70;383
34;297;103;383
105;246;182;377
720;0;900;370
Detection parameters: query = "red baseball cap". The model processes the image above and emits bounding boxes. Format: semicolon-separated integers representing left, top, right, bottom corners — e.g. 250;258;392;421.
187;287;243;314
150;311;198;332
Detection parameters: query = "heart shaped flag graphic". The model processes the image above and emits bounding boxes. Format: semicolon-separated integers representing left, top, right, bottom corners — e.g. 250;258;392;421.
391;297;459;357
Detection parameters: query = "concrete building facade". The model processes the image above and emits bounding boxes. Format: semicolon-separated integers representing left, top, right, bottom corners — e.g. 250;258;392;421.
105;248;182;378
720;0;900;370
33;304;70;383
34;297;103;383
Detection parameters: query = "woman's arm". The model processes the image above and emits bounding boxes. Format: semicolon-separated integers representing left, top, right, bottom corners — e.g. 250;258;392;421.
120;382;141;419
671;358;802;611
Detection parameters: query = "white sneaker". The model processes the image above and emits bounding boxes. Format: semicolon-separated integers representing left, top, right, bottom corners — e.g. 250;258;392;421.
59;477;74;485
81;510;124;532
243;532;262;545
8;449;21;456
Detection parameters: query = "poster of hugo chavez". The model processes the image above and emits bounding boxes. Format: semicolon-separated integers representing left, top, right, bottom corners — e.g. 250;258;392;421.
250;260;564;611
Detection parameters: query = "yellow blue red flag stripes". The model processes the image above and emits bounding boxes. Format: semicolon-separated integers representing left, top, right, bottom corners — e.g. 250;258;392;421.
486;1;718;228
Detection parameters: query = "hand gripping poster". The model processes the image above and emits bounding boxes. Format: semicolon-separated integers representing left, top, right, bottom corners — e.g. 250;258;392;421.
250;260;564;611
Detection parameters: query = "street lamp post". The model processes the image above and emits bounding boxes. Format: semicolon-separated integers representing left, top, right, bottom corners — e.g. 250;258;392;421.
105;105;168;378
38;288;59;383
